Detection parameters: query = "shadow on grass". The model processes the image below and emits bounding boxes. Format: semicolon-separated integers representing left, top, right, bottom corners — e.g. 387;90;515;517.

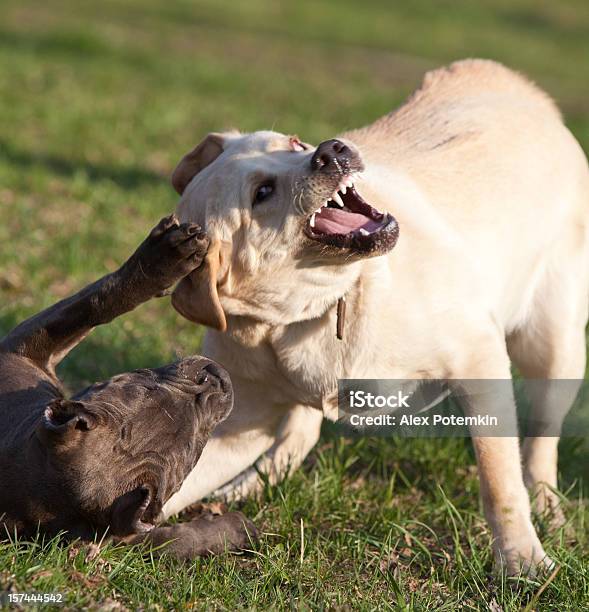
0;139;164;190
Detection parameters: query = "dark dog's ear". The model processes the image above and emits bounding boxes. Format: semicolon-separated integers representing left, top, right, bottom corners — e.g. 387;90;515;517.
110;486;158;536
171;239;230;331
172;133;226;195
39;399;97;439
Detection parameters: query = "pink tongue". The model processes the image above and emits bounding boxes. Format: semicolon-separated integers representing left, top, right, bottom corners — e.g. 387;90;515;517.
314;208;381;235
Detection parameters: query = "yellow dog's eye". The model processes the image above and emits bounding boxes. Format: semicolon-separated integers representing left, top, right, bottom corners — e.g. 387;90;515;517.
253;182;274;205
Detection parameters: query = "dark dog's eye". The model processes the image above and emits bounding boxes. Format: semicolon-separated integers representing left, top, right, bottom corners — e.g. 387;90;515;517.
253;182;274;205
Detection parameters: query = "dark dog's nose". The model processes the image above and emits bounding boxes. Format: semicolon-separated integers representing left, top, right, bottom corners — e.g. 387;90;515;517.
182;357;233;407
201;361;232;398
310;139;351;173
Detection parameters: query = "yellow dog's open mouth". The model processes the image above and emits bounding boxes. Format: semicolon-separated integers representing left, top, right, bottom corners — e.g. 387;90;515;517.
304;175;399;253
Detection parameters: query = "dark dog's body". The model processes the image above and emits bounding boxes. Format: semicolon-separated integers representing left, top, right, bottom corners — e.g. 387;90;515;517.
0;216;255;557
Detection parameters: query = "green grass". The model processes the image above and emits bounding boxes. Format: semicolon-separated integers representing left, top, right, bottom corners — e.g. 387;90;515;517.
0;0;588;609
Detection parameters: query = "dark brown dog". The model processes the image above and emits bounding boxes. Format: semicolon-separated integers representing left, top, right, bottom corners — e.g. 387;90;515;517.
0;215;256;558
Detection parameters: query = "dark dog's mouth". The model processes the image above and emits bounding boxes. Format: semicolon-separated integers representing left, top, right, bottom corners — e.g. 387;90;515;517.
304;174;398;253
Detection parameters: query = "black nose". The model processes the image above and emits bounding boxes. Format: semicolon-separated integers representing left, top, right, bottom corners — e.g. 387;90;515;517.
201;361;234;419
202;361;233;398
181;357;233;398
310;139;351;173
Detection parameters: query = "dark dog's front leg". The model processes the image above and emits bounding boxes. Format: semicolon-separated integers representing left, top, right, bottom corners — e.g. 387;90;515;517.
0;215;208;374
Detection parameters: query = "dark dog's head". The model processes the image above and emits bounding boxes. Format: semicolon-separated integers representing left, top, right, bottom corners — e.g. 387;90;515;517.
36;357;232;536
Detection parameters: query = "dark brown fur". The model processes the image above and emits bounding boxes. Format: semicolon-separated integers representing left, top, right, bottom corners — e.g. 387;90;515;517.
0;215;256;557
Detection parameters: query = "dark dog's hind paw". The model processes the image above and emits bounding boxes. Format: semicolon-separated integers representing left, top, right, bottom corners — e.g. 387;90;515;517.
189;511;259;555
141;511;258;560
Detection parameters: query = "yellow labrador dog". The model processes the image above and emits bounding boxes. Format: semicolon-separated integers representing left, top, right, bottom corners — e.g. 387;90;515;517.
162;60;589;574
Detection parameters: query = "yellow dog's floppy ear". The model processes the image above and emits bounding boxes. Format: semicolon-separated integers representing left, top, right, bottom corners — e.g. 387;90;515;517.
171;239;228;331
172;133;225;195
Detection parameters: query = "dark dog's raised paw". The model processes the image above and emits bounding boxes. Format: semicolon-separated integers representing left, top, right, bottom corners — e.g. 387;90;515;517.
129;215;210;295
149;213;180;239
163;222;209;263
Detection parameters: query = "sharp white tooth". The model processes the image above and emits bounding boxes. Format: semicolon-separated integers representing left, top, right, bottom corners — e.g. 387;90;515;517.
323;201;329;208
359;228;369;236
316;206;323;214
332;192;344;207
345;177;353;188
310;213;316;228
340;184;347;195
